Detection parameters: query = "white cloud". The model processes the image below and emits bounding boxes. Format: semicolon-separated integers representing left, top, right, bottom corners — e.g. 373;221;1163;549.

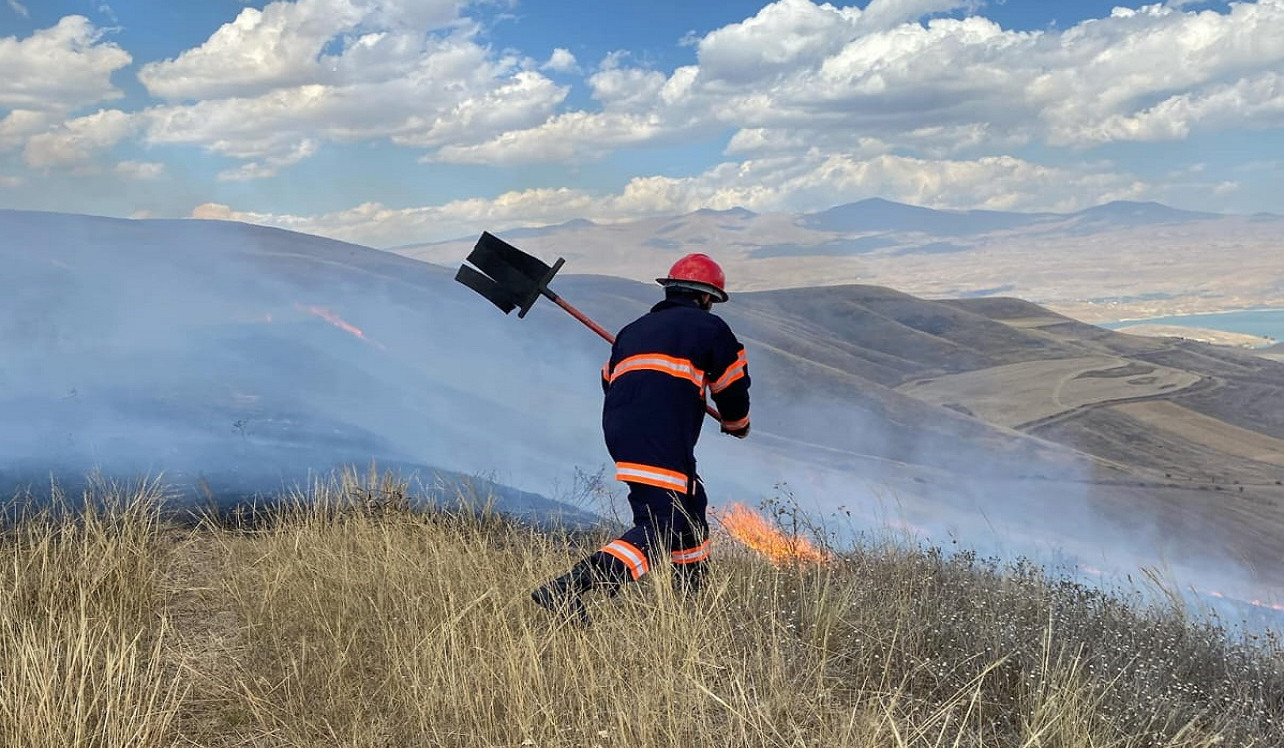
7;1;28;18
446;1;1284;165
542;48;578;73
854;0;979;32
190;202;238;220
0;16;130;111
23;108;134;168
10;1;1283;232
95;3;118;24
138;0;366;100
116;160;165;180
589;66;668;111
198;150;1148;247
696;0;860;86
1060;72;1284;144
724;123;1000;159
1034;1;1284;145
601;152;1141;217
0;109;52;151
136;0;565;177
137;0;467;100
217;138;317;181
725;127;887;157
433;110;684;165
391;69;566;148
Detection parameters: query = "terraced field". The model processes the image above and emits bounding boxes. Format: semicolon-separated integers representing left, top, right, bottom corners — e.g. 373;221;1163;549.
895;357;1201;428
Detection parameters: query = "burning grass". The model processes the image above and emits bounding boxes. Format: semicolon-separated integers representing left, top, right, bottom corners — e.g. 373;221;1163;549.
2;473;1282;746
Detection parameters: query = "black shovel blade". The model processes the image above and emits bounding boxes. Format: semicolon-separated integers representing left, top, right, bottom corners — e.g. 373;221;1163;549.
457;231;565;318
454;265;518;314
469;232;554;283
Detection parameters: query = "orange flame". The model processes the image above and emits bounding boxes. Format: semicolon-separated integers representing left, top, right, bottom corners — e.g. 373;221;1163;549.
716;502;831;566
295;303;384;349
1207;590;1284;612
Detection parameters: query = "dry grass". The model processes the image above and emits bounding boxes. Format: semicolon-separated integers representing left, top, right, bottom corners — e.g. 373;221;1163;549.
0;477;185;748
2;471;1282;747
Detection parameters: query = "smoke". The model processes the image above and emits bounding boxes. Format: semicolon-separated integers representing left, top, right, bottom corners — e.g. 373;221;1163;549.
4;210;1278;630
693;384;1284;633
0;210;610;506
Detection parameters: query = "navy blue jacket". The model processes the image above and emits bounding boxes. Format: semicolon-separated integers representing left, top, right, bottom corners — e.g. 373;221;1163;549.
601;297;750;493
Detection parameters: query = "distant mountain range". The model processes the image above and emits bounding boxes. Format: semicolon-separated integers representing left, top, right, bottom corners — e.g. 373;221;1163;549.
799;198;1225;235
394;198;1284;325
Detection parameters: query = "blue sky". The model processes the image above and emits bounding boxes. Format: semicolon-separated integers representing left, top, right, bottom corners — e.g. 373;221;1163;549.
2;0;1281;247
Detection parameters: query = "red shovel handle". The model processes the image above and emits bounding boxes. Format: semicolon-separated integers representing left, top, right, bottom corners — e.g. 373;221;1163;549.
552;295;616;345
549;295;723;422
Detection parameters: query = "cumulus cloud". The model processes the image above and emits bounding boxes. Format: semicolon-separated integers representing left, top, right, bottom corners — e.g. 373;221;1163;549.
135;0;564;178
599;151;1142;217
197;150;1146;247
190;189;604;247
23;108;134;168
696;0;860;85
138;0;462;99
10;1;1284;235
433;110;691;165
854;0;979;32
0;109;52;151
542;47;578;73
217;138;318;181
447;0;1284;165
0;15;130;111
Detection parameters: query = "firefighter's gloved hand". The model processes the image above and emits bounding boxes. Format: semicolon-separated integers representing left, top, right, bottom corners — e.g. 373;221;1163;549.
721;422;750;439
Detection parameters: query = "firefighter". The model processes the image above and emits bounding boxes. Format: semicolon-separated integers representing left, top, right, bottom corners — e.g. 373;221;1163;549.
531;253;751;625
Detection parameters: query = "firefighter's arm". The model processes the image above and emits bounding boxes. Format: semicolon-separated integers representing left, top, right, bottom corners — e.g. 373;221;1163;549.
708;334;751;438
716;386;750;438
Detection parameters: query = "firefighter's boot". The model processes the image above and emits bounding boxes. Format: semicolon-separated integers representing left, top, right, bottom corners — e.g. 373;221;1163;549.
530;561;595;627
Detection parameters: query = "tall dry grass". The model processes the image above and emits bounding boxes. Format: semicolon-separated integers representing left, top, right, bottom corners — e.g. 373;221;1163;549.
0;477;185;748
2;471;1282;747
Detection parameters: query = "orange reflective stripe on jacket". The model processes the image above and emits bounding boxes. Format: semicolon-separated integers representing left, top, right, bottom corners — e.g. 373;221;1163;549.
614;461;689;492
608;353;705;389
709;350;747;393
721;414;750;431
671;539;710;565
601;539;650;580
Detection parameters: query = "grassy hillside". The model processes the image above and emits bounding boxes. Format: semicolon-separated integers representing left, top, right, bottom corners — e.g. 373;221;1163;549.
553;276;1284;578
3;475;1282;747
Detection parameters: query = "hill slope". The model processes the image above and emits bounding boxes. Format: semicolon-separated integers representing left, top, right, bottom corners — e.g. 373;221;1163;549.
3;209;1281;603
553;275;1284;586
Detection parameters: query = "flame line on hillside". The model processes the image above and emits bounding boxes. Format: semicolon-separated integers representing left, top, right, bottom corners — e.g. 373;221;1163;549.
714;502;831;566
294;303;386;350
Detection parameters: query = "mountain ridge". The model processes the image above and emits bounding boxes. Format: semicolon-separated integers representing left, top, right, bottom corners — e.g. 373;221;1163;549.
393;198;1284;325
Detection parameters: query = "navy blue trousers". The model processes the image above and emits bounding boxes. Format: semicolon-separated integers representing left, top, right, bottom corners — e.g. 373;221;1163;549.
590;478;710;590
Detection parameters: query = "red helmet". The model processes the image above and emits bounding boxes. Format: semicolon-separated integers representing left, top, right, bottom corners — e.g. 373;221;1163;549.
657;253;729;302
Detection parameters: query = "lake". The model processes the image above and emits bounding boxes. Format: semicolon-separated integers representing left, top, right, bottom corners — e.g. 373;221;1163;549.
1100;308;1284;343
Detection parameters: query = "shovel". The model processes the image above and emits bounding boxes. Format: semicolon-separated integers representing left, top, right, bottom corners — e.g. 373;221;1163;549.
456;231;722;421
